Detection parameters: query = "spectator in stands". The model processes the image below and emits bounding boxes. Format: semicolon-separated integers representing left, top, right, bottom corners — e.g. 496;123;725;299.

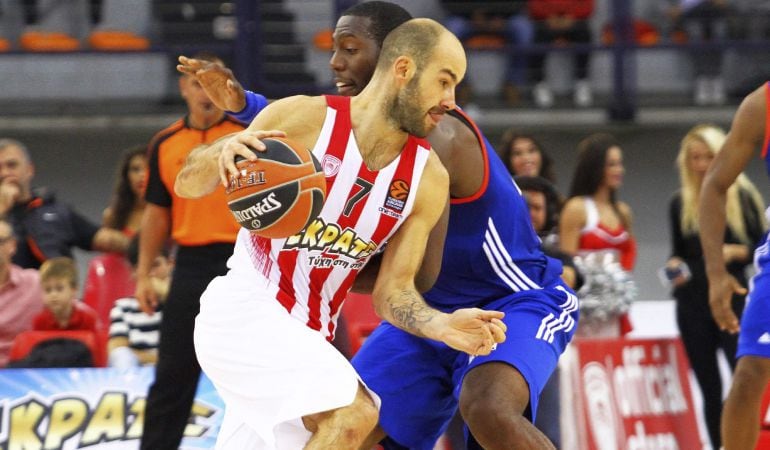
667;124;766;449
103;146;147;237
528;0;595;108
0;217;43;367
516;175;579;289
439;0;533;105
663;0;731;105
499;129;557;183
559;133;636;337
108;234;170;369
0;139;128;269
32;256;101;333
137;51;243;450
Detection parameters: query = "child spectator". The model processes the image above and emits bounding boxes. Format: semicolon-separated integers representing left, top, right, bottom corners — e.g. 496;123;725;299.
33;257;101;333
108;235;171;369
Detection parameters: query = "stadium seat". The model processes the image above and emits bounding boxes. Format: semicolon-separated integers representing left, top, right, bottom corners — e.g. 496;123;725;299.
88;30;149;51
9;329;106;367
82;252;135;329
340;292;381;355
19;31;79;51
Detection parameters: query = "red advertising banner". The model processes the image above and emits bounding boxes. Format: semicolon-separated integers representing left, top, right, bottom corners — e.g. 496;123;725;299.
561;338;703;450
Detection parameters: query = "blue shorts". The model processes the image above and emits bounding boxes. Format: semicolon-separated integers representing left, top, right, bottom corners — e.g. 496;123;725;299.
738;237;770;359
352;285;578;450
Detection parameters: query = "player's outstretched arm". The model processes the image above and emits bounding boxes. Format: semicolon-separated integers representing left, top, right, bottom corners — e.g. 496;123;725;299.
177;55;270;124
175;96;319;198
177;55;247;113
372;153;506;356
699;84;766;334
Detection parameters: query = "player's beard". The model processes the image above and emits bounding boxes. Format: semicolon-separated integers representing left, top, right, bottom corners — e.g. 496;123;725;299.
387;74;429;138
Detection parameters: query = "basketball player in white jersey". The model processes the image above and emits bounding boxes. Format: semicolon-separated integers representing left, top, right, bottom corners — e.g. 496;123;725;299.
175;19;506;449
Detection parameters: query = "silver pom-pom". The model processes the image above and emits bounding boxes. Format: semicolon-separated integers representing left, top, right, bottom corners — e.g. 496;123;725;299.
573;250;637;326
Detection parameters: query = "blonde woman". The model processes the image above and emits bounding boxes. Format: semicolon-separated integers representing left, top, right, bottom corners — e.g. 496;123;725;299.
666;124;766;449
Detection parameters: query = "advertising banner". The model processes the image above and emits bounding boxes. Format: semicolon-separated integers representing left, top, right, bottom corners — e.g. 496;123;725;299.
0;367;223;449
562;338;703;450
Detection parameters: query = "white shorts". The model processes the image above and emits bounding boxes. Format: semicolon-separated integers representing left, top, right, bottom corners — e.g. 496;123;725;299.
194;263;378;449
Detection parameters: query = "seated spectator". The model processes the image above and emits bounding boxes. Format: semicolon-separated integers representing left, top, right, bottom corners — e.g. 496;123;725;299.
0;139;128;269
528;0;595;108
0;218;43;367
515;175;580;289
33;256;101;333
440;0;533;105
499;129;556;182
108;235;170;369
102;146;148;236
663;0;731;105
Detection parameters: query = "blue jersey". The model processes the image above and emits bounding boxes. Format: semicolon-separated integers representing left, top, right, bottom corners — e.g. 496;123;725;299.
739;82;770;360
424;109;563;311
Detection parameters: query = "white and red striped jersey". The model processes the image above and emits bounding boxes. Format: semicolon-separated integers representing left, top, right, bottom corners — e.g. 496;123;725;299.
233;95;432;340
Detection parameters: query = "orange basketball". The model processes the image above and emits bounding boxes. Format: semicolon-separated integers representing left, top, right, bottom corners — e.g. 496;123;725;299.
226;137;326;238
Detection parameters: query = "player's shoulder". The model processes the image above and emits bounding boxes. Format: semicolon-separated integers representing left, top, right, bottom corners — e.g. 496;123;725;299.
255;95;326;131
423;150;449;185
268;95;326;114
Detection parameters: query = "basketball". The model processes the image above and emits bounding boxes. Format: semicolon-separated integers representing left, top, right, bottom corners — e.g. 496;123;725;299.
225;137;326;238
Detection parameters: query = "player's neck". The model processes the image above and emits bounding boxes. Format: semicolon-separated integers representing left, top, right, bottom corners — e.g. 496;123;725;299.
351;95;408;171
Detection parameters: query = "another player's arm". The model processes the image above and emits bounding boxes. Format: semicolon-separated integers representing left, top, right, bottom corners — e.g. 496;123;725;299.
372;153;505;356
175;96;318;199
699;84;766;333
558;197;586;257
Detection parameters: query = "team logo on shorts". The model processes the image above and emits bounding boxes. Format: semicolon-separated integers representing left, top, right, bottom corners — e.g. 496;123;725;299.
322;155;342;177
383;179;410;212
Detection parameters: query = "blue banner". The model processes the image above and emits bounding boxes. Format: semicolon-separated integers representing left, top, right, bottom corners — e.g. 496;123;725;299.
0;367;223;449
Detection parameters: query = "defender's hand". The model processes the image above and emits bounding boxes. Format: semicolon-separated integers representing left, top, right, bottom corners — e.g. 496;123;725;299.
177;55;246;112
219;130;287;187
707;271;745;334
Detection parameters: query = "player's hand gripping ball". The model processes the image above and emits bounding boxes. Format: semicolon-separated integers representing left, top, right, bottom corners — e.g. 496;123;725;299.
226;137;326;238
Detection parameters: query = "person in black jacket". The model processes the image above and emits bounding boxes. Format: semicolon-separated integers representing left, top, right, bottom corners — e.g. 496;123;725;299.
667;123;766;449
0;139;128;269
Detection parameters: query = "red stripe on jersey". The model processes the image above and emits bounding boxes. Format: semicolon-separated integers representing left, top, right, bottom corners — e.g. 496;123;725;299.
281;95;351;320
276;249;299;313
306;159;381;330
326;271;358;339
322;95;352;194
450;108;489;205
370;136;422;245
762;82;770;159
250;234;273;277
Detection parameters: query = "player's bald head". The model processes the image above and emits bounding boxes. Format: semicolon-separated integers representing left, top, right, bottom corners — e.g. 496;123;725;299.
376;18;462;74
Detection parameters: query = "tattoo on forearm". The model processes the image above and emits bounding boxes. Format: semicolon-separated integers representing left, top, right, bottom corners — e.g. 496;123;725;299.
388;289;435;337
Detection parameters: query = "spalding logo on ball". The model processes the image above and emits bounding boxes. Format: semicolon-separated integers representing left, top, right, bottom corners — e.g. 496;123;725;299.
225;137;326;239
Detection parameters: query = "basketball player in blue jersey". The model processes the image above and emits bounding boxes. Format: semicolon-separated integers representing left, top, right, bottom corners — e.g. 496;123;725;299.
700;83;770;450
178;2;577;448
